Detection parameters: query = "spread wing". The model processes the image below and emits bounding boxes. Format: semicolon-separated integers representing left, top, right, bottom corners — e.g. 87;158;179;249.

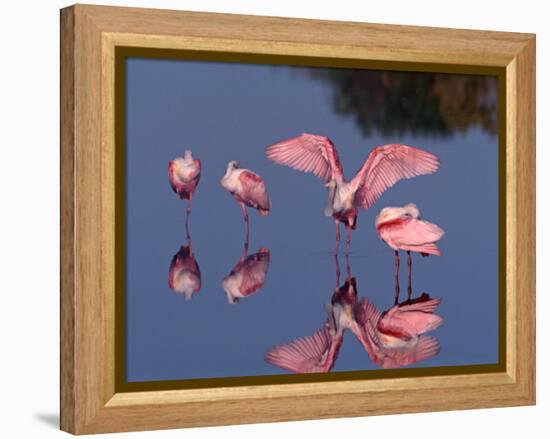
265;326;343;373
398;295;442;313
352;144;440;210
349;299;384;355
265;133;344;182
371;336;441;369
353;298;383;328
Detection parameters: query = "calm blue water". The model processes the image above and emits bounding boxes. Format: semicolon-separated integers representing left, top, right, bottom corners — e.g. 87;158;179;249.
125;58;499;382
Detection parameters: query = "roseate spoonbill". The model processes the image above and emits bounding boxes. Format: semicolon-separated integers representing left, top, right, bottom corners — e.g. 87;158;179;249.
220;161;270;243
375;203;444;303
265;133;440;254
222;247;271;304
168;245;201;300
169;150;201;238
351;294;443;368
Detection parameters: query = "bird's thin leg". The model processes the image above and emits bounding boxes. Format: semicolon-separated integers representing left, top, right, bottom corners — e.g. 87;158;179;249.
240;240;248;262
345;226;351;257
394;250;400;305
185;195;192;242
407;250;412;300
240;203;249;253
187;201;193;254
334;251;340;288
334;221;340;255
345;248;351;282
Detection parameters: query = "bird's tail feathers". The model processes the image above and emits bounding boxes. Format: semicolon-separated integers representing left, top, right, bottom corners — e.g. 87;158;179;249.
406;243;441;256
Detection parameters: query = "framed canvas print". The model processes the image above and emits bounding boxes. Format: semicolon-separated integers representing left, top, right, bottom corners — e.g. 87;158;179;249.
60;4;536;435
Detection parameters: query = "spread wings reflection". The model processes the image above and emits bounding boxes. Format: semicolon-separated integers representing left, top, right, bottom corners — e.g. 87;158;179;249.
265;254;443;372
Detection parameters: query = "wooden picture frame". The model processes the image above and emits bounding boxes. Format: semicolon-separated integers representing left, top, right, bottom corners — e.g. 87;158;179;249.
60;4;536;434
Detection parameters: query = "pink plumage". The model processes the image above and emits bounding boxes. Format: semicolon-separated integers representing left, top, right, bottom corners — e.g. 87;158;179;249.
266;133;439;253
168;245;201;300
265;133;344;183
220;161;271;242
237;171;271;215
265;268;443;372
352;144;440;210
351;296;443;368
264;275;359;373
168;151;201;200
222;248;271;304
376;203;444;256
376;203;444;302
373;336;441;369
378;298;444;339
264;326;343;373
169;150;201;236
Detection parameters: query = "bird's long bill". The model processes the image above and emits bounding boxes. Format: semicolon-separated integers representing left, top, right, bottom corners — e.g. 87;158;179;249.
324;183;336;217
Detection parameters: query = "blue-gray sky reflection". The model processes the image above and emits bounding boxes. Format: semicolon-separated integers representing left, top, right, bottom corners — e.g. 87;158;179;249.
125;58;499;382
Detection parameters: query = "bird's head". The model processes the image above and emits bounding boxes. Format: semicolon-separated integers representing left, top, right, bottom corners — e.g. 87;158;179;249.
325;180;337;190
228;160;239;170
376;204;420;227
403;203;420;219
375;206;402;227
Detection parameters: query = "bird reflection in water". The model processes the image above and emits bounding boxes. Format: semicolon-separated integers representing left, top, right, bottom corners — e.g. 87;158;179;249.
222;241;271;304
353;293;443;368
265;254;443;372
263;261;352;373
168;242;201;301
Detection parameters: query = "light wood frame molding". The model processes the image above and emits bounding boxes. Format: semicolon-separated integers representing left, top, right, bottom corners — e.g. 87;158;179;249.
60;4;536;434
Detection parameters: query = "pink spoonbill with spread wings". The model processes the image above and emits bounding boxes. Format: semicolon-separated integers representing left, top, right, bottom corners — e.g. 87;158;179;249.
375;203;445;303
220;161;271;243
169;150;201;238
265;133;440;254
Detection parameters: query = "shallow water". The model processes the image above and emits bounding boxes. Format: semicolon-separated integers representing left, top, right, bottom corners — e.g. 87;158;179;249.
125;58;499;382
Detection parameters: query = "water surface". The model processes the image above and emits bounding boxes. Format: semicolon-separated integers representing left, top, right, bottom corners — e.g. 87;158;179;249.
125;58;499;382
